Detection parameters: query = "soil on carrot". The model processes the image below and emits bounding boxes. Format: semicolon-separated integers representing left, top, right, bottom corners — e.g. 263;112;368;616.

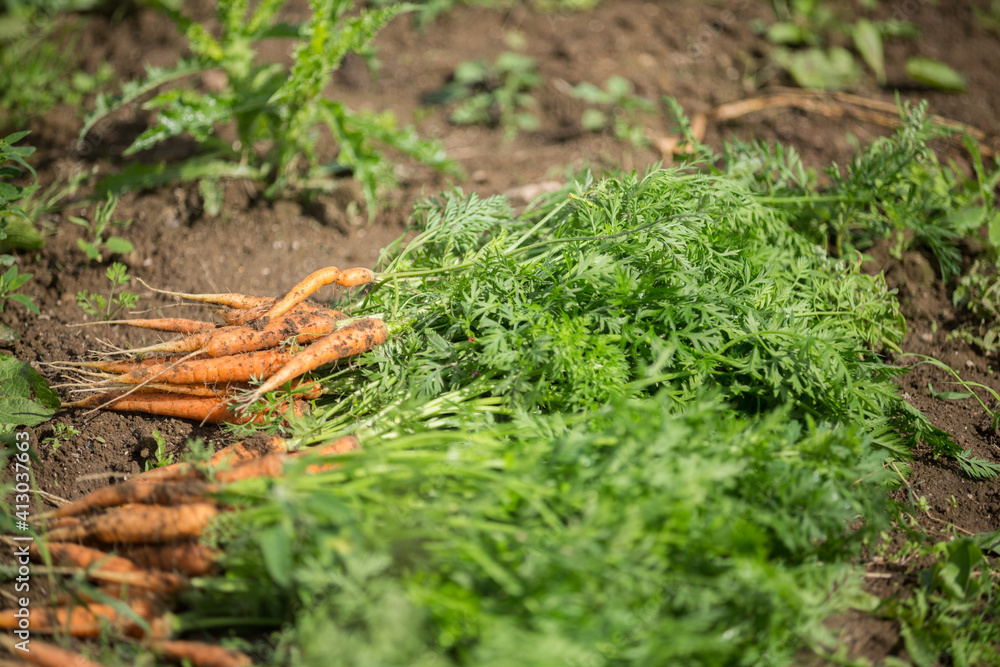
2;1;999;664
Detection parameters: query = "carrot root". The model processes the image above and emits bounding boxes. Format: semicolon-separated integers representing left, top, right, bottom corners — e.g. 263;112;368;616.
46;502;219;543
0;635;104;667
149;639;253;667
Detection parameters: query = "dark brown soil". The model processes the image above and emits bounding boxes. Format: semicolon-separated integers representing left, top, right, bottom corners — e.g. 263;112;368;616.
2;1;999;664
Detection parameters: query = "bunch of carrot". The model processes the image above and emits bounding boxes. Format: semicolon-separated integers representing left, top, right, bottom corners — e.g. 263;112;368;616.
0;434;359;667
52;266;389;425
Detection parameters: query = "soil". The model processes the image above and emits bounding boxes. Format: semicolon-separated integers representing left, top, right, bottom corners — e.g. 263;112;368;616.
2;0;999;664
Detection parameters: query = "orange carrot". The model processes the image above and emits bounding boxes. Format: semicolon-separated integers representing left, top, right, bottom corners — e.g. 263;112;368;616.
132;436;289;483
214;453;287;483
294;435;360;474
104;349;294;386
46;502;219;543
47;480;215;519
197;310;340;358
0;635;103;667
69;318;220;334
0;603;122;638
117;326;239;356
149;639;252;667
48;356;185;374
118;542;219;577
215;299;346;326
263;266;374;321
138;279;273;310
63;393;276;425
30;543;188;594
240;317;388;408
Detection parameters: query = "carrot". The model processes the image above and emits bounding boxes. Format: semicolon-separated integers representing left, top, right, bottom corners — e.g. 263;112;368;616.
118;541;219;577
240;317;388;408
46;480;215;519
197;310;341;358
294;435;360;474
69;318;220;334
117;326;238;357
31;543;188;594
138;279;273;310
216;435;360;483
148;639;252;667
263;266;374;321
337;267;377;287
132;436;289;483
0;635;103;667
215;299;346;326
0;603;122;638
46;502;219;543
48;356;184;375
63;393;275;425
103;349;294;386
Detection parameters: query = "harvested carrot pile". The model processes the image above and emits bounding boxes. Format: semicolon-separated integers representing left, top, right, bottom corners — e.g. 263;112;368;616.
50;266;389;425
0;434;359;666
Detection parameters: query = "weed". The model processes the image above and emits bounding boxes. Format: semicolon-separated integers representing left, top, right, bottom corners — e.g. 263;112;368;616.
762;0;964;91
68;193;133;263
42;422;80;451
567;75;654;146
0;131;43;259
83;0;455;216
428;51;541;140
76;261;139;322
0;265;39;316
143;429;175;472
0;20;114;130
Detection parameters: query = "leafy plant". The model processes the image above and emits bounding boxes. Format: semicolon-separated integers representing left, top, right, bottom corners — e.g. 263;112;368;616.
143;429;175;471
69;193;133;263
0;130;43;261
725;101;998;283
0;20;114;130
83;0;455;215
42;422;80;451
762;0;964;91
428;52;541;140
0;353;59;437
76;261;139;321
567;75;654;146
0;265;39;316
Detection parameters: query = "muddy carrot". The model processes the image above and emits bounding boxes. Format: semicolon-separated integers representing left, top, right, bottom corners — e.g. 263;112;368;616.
197;310;341;358
149;639;252;667
97;349;294;386
241;317;388;408
217;435;360;483
69;318;220;334
215;299;346;326
118;542;219;577
46;480;215;519
46;502;219;543
48;356;184;375
31;543;188;594
132;436;289;483
63;393;273;425
116;326;239;357
0;635;103;667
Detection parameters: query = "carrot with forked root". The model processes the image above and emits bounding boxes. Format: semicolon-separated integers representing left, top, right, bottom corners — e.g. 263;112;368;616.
263;266;375;321
240;317;388;409
46;502;219;543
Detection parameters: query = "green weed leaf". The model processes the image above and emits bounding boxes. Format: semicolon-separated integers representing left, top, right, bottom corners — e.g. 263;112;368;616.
905;57;967;92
